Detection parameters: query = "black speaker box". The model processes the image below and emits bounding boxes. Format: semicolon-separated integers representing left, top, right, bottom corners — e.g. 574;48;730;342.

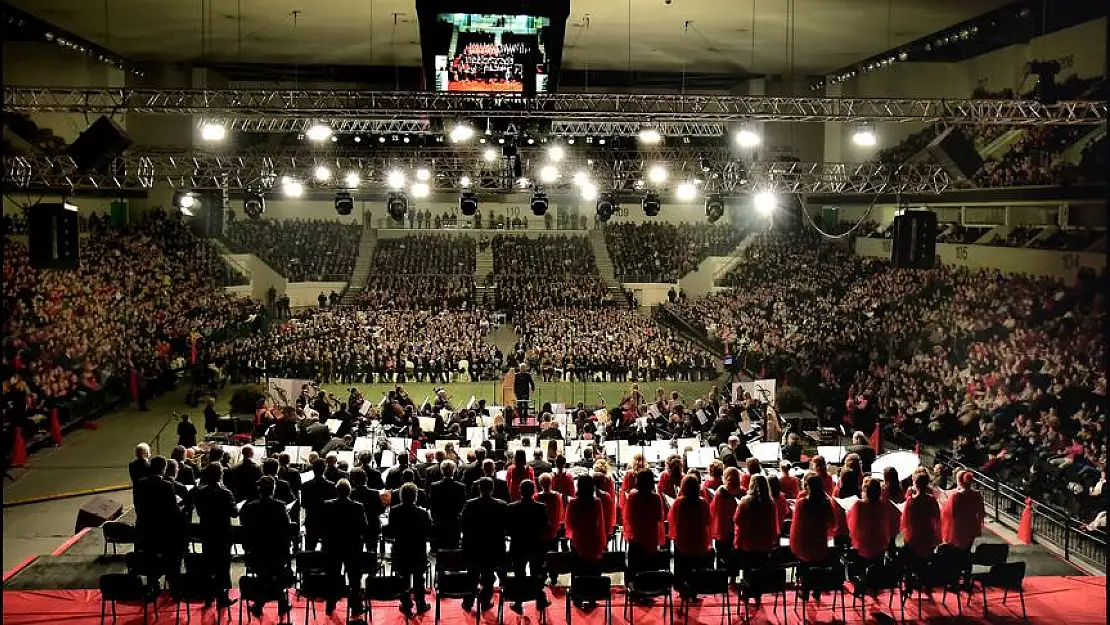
27;203;80;270
74;495;124;533
923;126;983;180
891;210;937;269
66;115;132;173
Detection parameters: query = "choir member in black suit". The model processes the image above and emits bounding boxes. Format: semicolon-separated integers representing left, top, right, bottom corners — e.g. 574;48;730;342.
300;458;336;551
193;463;238;607
129;443;151;484
388;483;434;617
427;460;467;550
240;476;294;619
278;452;302;501
468;459;510;502
321;479;367;615
170;446;196;486
133;455;181;591
506;480;551;613
350;467;385;554
460;477;508;613
227;445;262;503
261;458;295;504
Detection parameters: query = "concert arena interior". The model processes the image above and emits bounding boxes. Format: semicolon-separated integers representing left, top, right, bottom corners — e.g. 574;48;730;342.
2;0;1107;623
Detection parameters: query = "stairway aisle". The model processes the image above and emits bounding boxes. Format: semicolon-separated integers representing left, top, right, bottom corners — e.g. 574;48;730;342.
587;228;631;306
340;227;378;305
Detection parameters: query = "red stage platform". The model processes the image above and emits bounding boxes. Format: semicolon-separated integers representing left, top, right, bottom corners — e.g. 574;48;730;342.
3;575;1105;625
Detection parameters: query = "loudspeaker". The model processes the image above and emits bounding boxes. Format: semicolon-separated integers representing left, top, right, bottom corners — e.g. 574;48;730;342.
74;495;124;533
27;203;80;270
891;210;937;269
66;115;132;173
923;126;983;180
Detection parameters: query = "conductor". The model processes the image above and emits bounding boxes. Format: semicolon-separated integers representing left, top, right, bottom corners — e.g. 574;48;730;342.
513;364;536;421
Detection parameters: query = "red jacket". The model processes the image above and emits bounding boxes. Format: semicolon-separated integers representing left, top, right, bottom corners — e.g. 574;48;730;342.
779;474;801;500
668;495;712;556
789;495;837;563
657;470;684;499
598;490;617;536
702;477;723;502
566;496;607;561
941;489;985;549
710;487;740;543
551;471;576;499
734;496;779;553
623;490;665;550
901;492;941;558
537;490;565;542
506;465;535;502
847;499;891;560
774;493;792;525
620;470;638;497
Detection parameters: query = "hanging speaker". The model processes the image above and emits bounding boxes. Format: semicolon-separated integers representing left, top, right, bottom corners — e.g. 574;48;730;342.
27;203;81;270
66;116;132;173
923;127;983;181
891;210;937;269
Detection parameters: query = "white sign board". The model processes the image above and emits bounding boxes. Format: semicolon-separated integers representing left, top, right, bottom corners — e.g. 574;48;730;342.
733;379;777;404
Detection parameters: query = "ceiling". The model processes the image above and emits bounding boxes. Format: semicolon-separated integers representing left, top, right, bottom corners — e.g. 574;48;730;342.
10;0;1014;76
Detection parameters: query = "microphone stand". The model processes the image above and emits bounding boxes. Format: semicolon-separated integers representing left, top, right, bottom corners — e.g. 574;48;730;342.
152;412;179;457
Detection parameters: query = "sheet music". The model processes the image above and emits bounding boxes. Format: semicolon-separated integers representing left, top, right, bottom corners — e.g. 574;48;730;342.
686;447;717;469
325;419;343;434
336;450;355;468
479;416;497;428
603;440;632;460
749;442;781;463
467;426;488;446
817;446;849;464
286;445;313;464
379;450;395;469
834;496;859;511
300;470;314;484
387;438;410;455
893;501;906;513
419;416;437;433
739;420;754;435
695;409;710;426
352;438;374;453
675;438;700;454
220;445;243;465
552;403;565;415
359;401;372;416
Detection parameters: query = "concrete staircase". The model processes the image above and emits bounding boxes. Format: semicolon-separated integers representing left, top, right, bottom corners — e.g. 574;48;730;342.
588;229;630;305
474;245;495;307
980;128;1026;160
340;227;378;305
710;232;759;285
1061;126;1106;165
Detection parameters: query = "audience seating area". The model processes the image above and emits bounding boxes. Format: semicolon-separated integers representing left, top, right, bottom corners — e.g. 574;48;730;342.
490;235;618;310
360;234;477;310
226;218;361;282
603;223;746;283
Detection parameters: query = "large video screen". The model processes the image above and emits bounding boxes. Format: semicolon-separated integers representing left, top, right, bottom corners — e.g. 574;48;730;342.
431;13;551;93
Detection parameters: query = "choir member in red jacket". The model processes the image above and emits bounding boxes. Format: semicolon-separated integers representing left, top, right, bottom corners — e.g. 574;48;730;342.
622;469;666;576
734;474;780;565
621;453;647;498
881;466;904;551
710;467;743;561
811;456;835;496
790;473;839;600
778;461;801;500
595;471;617;540
847;477;892;565
657;455;685;500
668;474;712;601
537;473;565;585
834;453;864;498
506;449;536;502
739;457;762;492
566;475;607;578
767;474;792;524
702;460;725;501
901;472;941;563
941;470;985;551
551;455;576;500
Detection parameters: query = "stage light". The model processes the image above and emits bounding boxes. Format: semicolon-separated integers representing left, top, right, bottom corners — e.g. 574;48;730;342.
598;138;607;145
705;194;724;223
754;191;776;215
580;182;598;201
539;165;559;184
334;191;354;216
387;171;406;190
449;123;475;143
460;191;479;216
282;180;304;197
379;136;386;144
200;122;226;142
354;136;362;143
852;126;877;146
387;192;408;222
530;192;549;216
735;128;761;148
173;191;196;210
416;168;431;182
567;138;575;145
642;192;661;217
330;136;338;143
483;148;497;162
638;128;662;144
280;175;292;186
244;193;265;219
675;182;697;202
596;194;615;222
548;145;565;162
403;137;411;144
306;123;333;142
314;166;332;182
344;172;360;188
517;178;530;189
411;182;430;198
648;165;667;185
573;171;589;187
459;175;472;187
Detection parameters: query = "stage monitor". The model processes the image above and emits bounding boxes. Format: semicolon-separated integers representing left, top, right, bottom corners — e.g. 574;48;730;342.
417;0;570;94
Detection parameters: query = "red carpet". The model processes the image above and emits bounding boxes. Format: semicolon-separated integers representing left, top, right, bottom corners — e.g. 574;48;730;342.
2;576;1104;624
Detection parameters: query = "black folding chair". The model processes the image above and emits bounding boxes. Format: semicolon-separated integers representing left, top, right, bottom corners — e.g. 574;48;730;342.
101;521;136;557
737;568;788;625
237;575;290;624
364;574;409;624
544;551;573;586
848;561;907;623
434;570;479;625
170;553;232;625
295;572;345;625
796;565;848;624
497;572;549;625
680;569;731;625
564;576;611;625
970;542;1009;576
99;573;154;625
910;545;971;617
623;570;674;625
972;561;1028;621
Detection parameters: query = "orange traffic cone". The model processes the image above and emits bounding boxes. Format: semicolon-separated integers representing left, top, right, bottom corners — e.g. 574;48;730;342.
49;408;63;446
1017;497;1034;544
11;427;28;467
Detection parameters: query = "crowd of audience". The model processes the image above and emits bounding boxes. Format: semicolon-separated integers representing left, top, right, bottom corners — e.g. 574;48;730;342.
226;218;361;282
668;229;1106;523
603;223;746;283
490;235;620;311
358;235;477;310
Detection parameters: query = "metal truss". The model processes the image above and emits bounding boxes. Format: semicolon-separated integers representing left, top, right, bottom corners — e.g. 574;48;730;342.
199;117;729;136
5;87;1105;125
4;149;950;195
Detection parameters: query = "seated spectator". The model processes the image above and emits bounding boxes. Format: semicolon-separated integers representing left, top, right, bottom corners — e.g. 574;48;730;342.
226;217;361;282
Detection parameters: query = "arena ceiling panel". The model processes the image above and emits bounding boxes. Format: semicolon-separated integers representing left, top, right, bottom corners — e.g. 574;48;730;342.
9;0;1012;74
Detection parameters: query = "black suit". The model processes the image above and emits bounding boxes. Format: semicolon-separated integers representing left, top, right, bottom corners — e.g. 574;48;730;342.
227;459;262;503
177;421;198;448
176;462;197;486
351;485;385;552
129;458;151;484
271;477;295;505
300;475;336;550
528;459;553;476
507;498;549;601
427;478;467;549
846;444;877;473
389;485;428;509
240;495;294;606
133;475;180;583
469;476;511;503
321;497;367;609
460;496;509;607
193;482;238;592
461;461;485;488
324;465;347;485
388;503;433;610
279;466;302;501
359;464;385;489
385;465;421;490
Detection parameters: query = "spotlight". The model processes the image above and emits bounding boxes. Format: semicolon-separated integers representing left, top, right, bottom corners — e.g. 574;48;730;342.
354;136;362;143
567;138;575;144
642;192;661;217
580;182;598;201
459;175;472;187
517;177;530;189
705;194;724;223
573;171;589;187
387;171;406;190
539;165;558;184
314;166;332;182
282;180;304;197
598;138;606;145
379;136;387;144
754;191;776;215
200;122;227;142
411;182;430;198
306;123;333;142
530;192;549;216
483;148;498;162
344;172;360;188
173;191;196;210
596;193;616;222
334;191;354;216
387;192;408;222
526;138;535;145
675;182;697;202
647;165;667;185
330;136;338;143
460;191;479;216
280;175;292;186
449;123;475;143
735;128;761;148
548;145;565;162
416;168;431;182
243;192;265;219
852;126;877;146
638;128;662;144
403;137;410;144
